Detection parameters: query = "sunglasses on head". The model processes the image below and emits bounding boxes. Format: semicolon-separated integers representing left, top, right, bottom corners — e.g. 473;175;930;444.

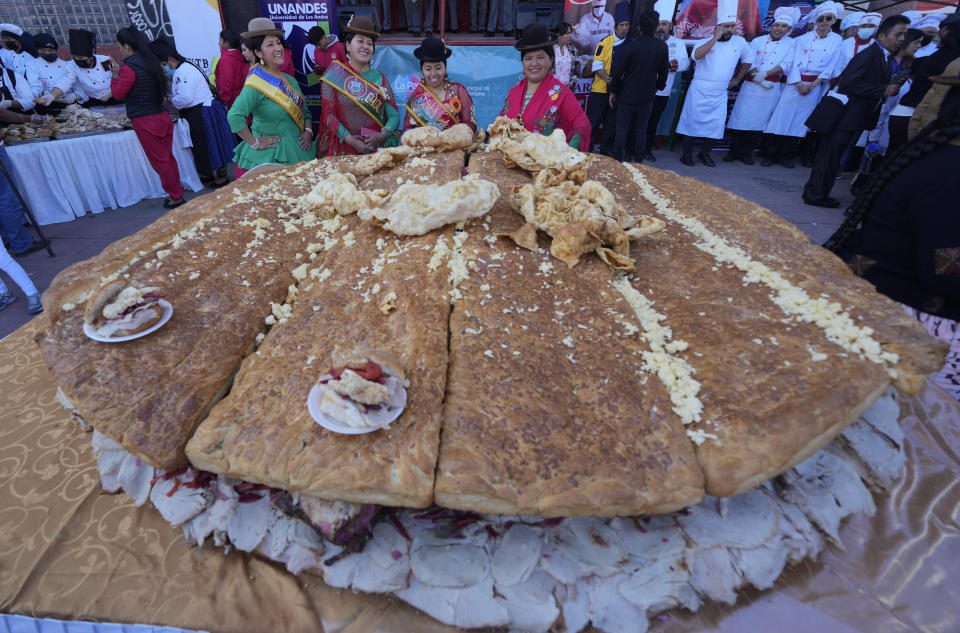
816;14;835;22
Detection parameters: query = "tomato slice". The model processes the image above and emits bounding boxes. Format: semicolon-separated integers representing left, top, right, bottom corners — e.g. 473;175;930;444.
353;362;382;381
329;362;382;382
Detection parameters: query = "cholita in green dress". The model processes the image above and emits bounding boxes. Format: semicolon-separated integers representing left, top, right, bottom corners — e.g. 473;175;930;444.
227;66;316;170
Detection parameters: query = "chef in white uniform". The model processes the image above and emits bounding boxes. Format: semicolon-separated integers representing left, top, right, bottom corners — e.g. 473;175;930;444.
914;14;946;59
68;29;113;105
725;6;798;165
676;0;754;167
0;24;41;97
839;13;862;40
0;54;35;111
643;0;690;162
762;0;843;168
573;0;616;55
29;33;78;110
834;12;881;78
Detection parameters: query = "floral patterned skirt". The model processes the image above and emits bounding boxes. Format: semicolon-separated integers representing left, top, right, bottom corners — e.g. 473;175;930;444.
902;304;960;400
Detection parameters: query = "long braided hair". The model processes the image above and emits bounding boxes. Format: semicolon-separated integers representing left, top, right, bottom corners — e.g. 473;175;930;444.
823;86;960;253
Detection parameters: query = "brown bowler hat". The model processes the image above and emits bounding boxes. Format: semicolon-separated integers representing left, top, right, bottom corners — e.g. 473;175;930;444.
343;16;381;40
242;17;283;39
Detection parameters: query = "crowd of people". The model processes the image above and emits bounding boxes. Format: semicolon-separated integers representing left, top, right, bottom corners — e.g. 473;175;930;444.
583;2;958;211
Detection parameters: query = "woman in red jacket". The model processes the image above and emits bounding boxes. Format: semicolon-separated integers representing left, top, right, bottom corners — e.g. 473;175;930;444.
215;30;249;108
109;26;185;208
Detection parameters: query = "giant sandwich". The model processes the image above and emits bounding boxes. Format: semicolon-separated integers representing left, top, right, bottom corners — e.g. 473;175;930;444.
37;120;950;633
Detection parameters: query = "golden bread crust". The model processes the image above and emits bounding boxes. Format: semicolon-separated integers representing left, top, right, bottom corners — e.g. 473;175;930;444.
35;147;948;513
434;153;705;517
185;152;467;506
35;165;328;470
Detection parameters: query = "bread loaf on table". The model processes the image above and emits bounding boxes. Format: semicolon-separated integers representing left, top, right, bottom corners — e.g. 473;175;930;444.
594;157;944;497
35;162;338;471
435;151;706;517
36;145;947;513
184;151;468;507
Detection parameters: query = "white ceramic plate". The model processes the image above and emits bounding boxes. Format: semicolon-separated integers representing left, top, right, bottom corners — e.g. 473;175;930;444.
307;377;407;435
83;299;173;343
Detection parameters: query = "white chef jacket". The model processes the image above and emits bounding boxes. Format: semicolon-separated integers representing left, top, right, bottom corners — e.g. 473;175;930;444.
763;30;842;137
785;30;842;84
676;35;754;139
29;56;77;96
73;54;113;102
834;35;873;77
171;62;213;110
657;36;691;97
727;34;795;131
0;64;34;109
0;49;41;95
572;11;615;55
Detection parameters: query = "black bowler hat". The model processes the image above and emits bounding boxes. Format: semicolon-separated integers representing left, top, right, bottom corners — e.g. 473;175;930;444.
413;37;452;62
514;23;557;51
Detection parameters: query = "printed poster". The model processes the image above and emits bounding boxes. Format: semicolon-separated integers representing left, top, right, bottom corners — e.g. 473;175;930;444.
258;0;340;121
674;0;763;40
563;0;632;56
372;45;522;130
127;0;223;73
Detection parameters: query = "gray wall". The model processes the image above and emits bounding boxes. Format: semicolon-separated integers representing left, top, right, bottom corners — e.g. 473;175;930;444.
0;0;130;49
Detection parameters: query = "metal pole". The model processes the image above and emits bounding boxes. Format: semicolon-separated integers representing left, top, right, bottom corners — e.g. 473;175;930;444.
0;149;55;257
440;0;446;40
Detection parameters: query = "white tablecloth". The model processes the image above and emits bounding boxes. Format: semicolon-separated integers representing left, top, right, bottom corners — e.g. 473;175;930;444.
0;615;207;633
5;126;204;226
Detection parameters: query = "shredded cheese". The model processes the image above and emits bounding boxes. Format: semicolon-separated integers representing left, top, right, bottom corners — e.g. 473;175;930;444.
612;276;703;426
623;163;900;379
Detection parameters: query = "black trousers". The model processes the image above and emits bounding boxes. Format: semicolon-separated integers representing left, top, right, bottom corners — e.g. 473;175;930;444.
587;93;615;154
728;130;759;159
180;104;212;178
681;135;715;156
888;115;910;154
797;132;819;161
765;134;795;160
613;100;653;162
803;128;855;201
643;95;669;154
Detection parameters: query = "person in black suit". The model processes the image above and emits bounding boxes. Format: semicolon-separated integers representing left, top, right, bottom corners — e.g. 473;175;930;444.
607;10;669;163
802;15;910;208
824;77;960;397
890;13;960;151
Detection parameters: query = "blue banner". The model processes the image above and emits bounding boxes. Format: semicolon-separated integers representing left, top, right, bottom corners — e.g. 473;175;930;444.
258;1;339;122
372;45;523;130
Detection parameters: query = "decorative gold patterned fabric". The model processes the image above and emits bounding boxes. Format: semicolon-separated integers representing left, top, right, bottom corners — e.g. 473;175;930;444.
2;318;960;632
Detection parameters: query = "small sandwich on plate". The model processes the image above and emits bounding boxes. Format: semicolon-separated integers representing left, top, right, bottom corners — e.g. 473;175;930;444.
316;346;408;430
84;280;166;339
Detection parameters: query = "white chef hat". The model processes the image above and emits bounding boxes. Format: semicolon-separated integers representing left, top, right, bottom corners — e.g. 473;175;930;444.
592;0;606;8
774;6;802;28
0;23;23;37
902;11;923;28
817;1;842;20
839;13;863;31
653;0;678;22
860;12;882;27
915;14;945;30
716;0;738;24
